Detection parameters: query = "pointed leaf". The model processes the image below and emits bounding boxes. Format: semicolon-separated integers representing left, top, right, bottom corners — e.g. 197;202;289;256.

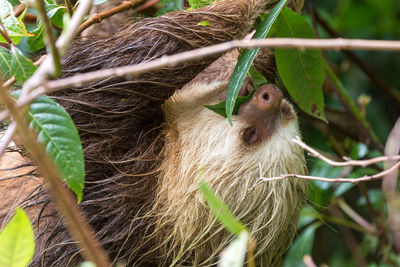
205;90;254;117
275;8;326;121
12;92;85;202
0;0;33;44
225;0;288;124
10;46;37;83
0;208;35;267
199;179;246;236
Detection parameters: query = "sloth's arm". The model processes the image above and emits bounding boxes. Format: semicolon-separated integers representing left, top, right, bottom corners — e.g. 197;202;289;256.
61;0;299;103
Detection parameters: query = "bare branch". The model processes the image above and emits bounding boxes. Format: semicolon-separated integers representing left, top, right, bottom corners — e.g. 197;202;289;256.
23;38;400;101
0;23;14;46
292;136;400;167
258;160;400;184
337;198;377;235
0;121;17;155
77;0;145;35
65;0;74;17
2;37;400;122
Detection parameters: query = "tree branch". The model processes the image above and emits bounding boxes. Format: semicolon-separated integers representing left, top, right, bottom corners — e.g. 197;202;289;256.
77;0;146;35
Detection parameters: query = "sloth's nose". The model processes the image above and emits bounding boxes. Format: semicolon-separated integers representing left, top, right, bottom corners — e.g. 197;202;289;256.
251;84;283;113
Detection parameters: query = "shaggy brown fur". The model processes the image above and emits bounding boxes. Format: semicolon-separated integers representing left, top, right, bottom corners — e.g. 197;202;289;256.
2;0;308;266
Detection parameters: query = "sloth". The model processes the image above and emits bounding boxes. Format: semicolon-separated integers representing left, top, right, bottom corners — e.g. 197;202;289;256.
0;0;308;266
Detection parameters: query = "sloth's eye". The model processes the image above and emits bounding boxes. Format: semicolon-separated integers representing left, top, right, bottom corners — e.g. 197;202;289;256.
242;126;259;145
238;78;254;97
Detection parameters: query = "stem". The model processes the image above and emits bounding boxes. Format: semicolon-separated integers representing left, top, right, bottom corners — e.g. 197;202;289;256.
0;24;14;46
65;0;74;17
35;0;61;77
324;62;382;147
337;198;377;235
77;0;144;35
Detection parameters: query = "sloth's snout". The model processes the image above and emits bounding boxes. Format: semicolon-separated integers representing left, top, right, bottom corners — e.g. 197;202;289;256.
251;84;283;113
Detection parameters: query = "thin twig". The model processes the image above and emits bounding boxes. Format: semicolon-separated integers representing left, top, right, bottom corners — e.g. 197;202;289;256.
25;38;400;99
0;80;111;267
14;3;27;18
77;0;145;35
65;0;74;17
292;136;400;167
0;23;14;46
35;0;62;77
258;159;400;183
0;121;17;155
337;198;377;235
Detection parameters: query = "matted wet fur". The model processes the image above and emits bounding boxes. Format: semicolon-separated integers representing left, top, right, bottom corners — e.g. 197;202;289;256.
2;0;308;266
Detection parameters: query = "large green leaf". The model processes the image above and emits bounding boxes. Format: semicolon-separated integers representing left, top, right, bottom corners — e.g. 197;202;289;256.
10;46;37;83
199;179;246;236
0;47;12;79
0;208;35;267
275;8;326;121
225;0;288;124
0;0;33;44
12;92;85;202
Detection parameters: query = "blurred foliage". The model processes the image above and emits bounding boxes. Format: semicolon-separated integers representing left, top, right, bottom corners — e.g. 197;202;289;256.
291;0;400;266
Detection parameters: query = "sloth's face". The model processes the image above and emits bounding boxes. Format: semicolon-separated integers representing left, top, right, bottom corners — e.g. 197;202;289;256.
160;74;308;265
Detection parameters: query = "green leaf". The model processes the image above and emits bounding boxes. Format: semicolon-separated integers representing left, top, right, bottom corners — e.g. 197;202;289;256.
283;222;322;267
45;1;67;28
0;208;35;267
198;20;211;26
12;92;85;202
205;90;254;117
199;179;246;236
0;0;34;44
10;46;37;83
275;8;326;121
225;0;288;124
156;0;184;15
350;142;368;159
27;25;45;52
247;65;268;88
218;231;249;267
0;47;12;79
